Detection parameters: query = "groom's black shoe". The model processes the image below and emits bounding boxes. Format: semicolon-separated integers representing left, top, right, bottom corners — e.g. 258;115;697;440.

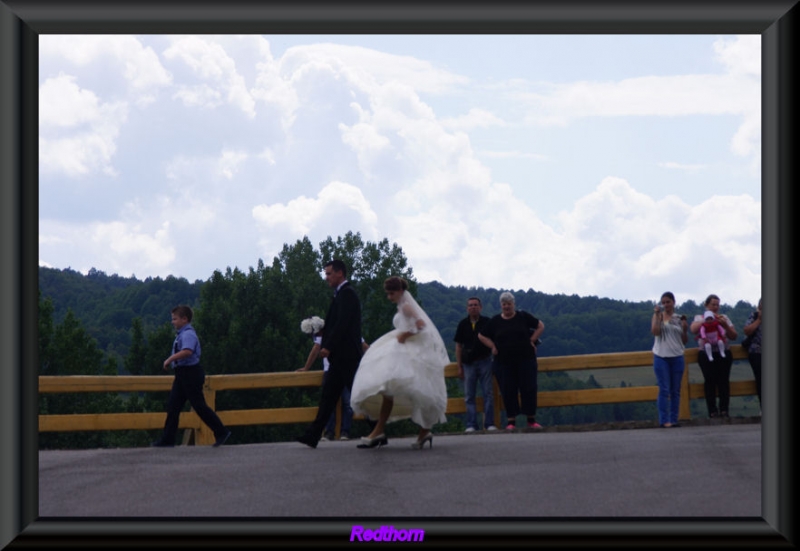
297;433;318;449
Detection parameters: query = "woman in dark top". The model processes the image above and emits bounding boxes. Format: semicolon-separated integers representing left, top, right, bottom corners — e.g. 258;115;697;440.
742;298;762;408
479;291;545;430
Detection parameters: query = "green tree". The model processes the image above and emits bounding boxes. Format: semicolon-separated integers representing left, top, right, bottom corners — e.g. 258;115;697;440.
144;322;176;375
124;318;146;376
38;290;56;375
39;299;129;449
50;309;105;376
319;231;416;344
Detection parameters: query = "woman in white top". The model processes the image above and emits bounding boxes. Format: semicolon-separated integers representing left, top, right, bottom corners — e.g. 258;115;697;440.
651;291;689;428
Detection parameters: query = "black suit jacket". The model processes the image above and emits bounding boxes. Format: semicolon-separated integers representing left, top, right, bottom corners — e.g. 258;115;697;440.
320;281;363;366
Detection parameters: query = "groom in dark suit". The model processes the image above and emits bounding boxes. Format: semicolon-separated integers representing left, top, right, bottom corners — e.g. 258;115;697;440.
297;259;364;448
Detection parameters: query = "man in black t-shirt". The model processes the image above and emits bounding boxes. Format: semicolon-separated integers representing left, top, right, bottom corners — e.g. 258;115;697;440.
454;297;497;431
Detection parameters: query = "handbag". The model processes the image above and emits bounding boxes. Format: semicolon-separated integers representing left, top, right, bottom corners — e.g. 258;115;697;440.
741;311;758;350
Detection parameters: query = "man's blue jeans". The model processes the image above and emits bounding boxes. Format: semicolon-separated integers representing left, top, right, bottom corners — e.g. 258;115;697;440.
653;354;685;425
463;356;495;429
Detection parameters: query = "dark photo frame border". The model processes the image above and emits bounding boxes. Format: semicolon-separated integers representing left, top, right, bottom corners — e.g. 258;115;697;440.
1;0;796;547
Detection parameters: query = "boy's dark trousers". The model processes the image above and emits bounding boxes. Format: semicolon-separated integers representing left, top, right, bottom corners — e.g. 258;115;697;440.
160;365;227;445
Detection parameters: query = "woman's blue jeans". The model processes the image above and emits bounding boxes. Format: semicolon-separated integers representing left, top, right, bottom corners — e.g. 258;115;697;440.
653;354;685;425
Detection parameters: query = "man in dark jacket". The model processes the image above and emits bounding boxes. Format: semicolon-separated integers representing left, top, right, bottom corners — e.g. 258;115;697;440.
297;259;364;448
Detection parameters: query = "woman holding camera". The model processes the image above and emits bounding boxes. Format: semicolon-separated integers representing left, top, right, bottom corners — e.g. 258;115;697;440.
651;291;689;428
743;298;762;408
690;294;738;418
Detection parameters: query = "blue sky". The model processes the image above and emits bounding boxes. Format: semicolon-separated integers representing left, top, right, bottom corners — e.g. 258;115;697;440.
38;34;761;305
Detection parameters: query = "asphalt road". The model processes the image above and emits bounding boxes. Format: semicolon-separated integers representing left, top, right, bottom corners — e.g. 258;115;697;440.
38;423;761;518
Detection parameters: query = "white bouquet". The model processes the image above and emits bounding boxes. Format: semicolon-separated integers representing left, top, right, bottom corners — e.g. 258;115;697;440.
300;316;325;334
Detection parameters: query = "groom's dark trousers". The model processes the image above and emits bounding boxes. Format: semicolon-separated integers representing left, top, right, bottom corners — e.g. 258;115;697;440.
299;282;363;446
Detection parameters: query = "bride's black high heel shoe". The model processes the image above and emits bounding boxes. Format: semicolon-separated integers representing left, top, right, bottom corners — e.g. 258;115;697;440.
410;434;433;450
357;434;388;449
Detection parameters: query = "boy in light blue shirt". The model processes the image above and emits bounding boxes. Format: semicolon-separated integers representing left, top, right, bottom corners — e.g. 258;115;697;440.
151;305;231;447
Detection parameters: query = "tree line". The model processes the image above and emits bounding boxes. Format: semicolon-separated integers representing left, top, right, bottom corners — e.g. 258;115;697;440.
38;232;759;449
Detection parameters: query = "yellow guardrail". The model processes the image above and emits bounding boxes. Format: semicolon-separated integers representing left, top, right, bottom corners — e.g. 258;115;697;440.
39;346;755;445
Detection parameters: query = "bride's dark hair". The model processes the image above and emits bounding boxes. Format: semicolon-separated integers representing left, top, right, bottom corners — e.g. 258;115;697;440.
383;276;408;292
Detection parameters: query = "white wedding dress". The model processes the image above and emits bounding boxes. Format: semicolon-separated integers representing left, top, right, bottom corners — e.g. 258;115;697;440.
350;290;449;429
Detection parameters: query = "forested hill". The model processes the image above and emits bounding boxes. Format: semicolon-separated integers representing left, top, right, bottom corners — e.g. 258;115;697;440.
37;261;759;448
39;265;757;364
38;267;205;360
418;282;755;357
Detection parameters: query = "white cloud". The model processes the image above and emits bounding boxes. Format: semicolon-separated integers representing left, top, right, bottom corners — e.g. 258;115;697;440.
39;73;103;128
279;43;469;96
93;221;175;265
549;178;760;303
163;35;256;118
40;35;172;106
218;150;249;180
38;219;176;278
172;84;223;109
480;150;547;161
252;181;380;255
39;74;128;177
519;74;758;124
713;36;762;177
404;175;761;305
440;108;506;131
251;42;300;130
37;35;762;305
339;118;392;178
713;35;761;77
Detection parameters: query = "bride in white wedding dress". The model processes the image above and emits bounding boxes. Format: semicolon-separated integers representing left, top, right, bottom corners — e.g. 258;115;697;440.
350;276;449;450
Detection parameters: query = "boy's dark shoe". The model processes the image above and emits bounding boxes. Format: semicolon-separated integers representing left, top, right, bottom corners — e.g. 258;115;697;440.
296;433;318;449
213;430;232;447
150;440;174;448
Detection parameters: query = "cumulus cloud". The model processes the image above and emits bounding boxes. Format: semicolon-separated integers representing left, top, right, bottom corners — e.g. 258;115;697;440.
415;176;761;305
480;150;547;160
38;219;176;278
39;74;128;177
163;35;256;118
38;35;761;305
713;35;761;76
440;108;506;131
252;181;380;253
39;35;172;106
279;43;469;96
